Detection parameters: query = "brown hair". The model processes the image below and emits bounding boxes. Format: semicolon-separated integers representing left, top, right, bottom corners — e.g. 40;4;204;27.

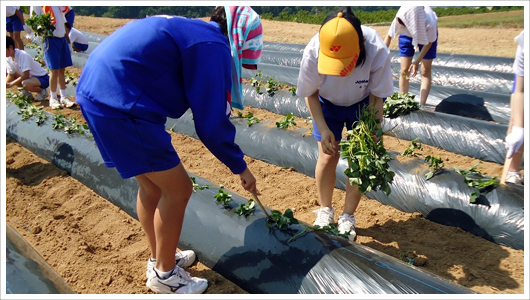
210;6;228;37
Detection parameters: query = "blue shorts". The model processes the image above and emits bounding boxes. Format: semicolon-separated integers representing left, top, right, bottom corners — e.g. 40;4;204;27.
73;42;89;52
6;13;24;32
399;34;438;59
65;10;75;27
36;74;50;89
79;101;181;179
43;37;73;70
312;95;371;142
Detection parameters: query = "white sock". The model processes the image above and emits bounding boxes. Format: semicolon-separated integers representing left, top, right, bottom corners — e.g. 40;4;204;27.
154;266;174;279
59;89;67;98
508;171;520;176
51;91;58;99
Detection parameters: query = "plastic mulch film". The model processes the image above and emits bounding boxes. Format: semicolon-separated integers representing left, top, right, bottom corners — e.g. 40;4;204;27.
165;110;524;250
5;224;75;294
262;41;514;72
242;85;510;165
5;103;476;294
244;61;511;125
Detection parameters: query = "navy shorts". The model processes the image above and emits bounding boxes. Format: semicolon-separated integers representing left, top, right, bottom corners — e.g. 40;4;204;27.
399;34;438;59
36;74;50;89
312;95;371;142
6;13;24;32
43;37;73;70
73;42;89;52
79;103;181;179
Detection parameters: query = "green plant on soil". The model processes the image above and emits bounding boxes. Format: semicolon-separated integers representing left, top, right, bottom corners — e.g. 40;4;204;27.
402;138;423;157
236;111;260;127
339;105;395;196
52;114;90;135
65;70;79;86
235;199;256;217
288;86;297;96
424;155;445;180
214;189;232;208
276;112;296;129
454;163;500;203
383;92;420;118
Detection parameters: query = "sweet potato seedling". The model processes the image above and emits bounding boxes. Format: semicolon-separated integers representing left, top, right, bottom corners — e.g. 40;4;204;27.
402;138;423;157
339;105;395;195
276;113;296;129
454;163;500;203
425;155;445;180
235;199;256;217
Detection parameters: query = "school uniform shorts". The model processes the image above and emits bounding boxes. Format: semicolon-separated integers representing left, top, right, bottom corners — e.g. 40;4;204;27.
312;95;371;142
6;13;24;32
79;104;181;179
43;37;73;70
398;34;438;59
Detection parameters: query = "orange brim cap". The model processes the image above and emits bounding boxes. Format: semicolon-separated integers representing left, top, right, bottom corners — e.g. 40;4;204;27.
318;12;360;77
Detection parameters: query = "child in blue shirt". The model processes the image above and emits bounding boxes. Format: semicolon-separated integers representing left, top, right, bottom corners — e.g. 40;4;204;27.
76;6;262;294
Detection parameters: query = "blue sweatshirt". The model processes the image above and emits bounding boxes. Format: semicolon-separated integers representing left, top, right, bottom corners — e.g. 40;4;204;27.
76;16;246;174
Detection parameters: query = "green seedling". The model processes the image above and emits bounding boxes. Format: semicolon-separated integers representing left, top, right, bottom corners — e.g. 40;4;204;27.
266;208;299;231
26;13;56;38
339;105;394;196
235;199;256;217
214;189;232;208
276;113;296;129
383;92;420;118
288;86;297;96
424;155;445;180
190;176;210;192
454;163;500;203
237;111;260;127
402;138;423;157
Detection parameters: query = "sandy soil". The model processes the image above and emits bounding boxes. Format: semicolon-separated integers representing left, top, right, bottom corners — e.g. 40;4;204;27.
4;14;525;295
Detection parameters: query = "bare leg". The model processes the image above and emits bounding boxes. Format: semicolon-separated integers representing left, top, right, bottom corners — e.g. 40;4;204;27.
315;141;340;208
399;56;413;94
419;59;433;106
343;180;361;215
135;163;193;272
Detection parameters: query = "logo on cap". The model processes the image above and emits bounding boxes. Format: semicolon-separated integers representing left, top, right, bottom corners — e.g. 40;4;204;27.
330;45;342;52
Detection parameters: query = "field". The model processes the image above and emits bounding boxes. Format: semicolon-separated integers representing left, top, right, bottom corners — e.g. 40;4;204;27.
4;11;526;295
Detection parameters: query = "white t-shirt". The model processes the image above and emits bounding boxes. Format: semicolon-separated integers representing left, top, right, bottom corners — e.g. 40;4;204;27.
296;25;394;106
513;30;524;77
30;6;67;37
6;6;18;17
69;27;89;45
388;6;438;46
6;49;48;78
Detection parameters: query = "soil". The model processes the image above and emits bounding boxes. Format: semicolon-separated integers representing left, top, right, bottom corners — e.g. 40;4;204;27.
4;14;525;295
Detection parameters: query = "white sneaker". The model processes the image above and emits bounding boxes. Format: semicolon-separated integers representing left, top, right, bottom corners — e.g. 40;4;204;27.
18;89;33;100
505;172;523;185
60;96;76;108
35;89;49;101
312;207;334;228
146;266;208;294
49;97;62;109
338;213;357;242
146;250;196;279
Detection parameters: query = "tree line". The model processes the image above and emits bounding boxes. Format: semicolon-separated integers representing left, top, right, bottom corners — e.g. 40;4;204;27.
21;6;523;25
